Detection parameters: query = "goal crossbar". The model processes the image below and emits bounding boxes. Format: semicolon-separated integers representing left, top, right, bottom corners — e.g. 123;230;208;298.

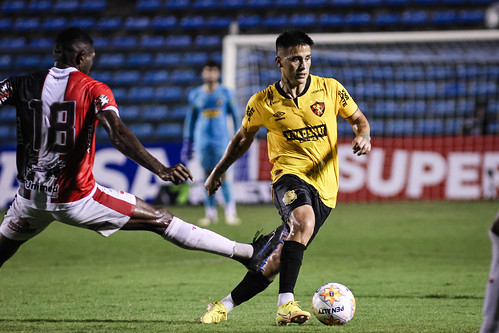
222;29;499;89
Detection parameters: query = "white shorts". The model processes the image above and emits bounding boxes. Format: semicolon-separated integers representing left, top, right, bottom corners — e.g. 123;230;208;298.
0;184;137;241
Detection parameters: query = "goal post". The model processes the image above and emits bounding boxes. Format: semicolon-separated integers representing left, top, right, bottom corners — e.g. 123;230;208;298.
222;30;499;90
222;30;499;203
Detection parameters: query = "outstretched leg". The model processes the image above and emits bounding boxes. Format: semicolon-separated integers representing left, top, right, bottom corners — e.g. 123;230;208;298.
122;198;281;271
121;198;250;260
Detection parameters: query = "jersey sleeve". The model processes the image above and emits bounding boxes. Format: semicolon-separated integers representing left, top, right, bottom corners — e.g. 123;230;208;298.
334;80;358;119
241;92;264;133
0;78;14;106
92;82;119;116
184;89;199;140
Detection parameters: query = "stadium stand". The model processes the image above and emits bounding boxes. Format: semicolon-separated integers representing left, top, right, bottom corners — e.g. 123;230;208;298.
0;0;497;145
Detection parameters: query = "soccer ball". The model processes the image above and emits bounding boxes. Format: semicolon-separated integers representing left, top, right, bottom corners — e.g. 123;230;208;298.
311;282;356;326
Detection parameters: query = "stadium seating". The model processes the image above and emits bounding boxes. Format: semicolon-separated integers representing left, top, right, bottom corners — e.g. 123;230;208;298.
0;125;14;142
1;0;25;13
53;0;79;12
0;55;11;69
151;16;177;30
192;0;218;9
69;17;96;29
219;0;245;9
28;0;52;12
111;70;141;85
97;17;123;30
136;0;162;11
98;54;126;68
124;16;151;31
111;36;138;49
14;17;40;31
80;0;107;11
41;17;67;31
119;105;142;121
128;123;155;140
164;0;191;10
143;70;170;84
14;55;41;69
143;106;169;121
0;0;496;145
0;106;16;124
155;123;183;140
126;53;153;67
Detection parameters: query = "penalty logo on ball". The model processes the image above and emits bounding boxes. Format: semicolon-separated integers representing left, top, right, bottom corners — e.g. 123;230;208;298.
311;282;356;326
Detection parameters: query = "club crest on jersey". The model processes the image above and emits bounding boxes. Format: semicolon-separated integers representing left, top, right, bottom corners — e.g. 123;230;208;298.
94;95;109;112
0;79;12;103
310;101;325;117
283;190;297;205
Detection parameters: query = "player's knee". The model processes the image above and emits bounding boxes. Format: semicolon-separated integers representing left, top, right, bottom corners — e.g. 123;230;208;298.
295;218;315;237
289;205;315;237
288;218;314;245
154;207;174;226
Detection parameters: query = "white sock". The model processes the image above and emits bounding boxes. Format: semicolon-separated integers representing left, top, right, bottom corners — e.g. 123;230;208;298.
220;294;236;313
233;243;253;259
481;230;499;333
206;207;218;221
162;217;252;259
277;292;294;307
225;202;237;217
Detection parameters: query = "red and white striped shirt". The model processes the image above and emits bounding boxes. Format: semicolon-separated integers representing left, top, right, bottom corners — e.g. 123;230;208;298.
0;67;119;203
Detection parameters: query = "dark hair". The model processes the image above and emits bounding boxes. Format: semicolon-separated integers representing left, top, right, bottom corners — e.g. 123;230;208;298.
53;27;93;61
54;27;93;49
202;59;221;70
276;29;314;52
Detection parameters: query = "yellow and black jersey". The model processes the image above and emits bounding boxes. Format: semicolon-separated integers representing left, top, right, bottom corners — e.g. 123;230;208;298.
242;74;358;208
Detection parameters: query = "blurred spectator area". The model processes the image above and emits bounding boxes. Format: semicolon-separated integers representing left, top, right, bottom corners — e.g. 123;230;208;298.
0;0;497;146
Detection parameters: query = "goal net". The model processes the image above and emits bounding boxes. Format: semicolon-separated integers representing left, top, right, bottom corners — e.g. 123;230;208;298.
223;30;499;202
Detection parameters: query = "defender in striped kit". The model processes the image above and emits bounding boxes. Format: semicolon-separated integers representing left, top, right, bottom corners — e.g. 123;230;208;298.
0;28;283;278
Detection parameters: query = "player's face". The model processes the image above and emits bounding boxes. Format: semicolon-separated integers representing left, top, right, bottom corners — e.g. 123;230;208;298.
276;44;311;87
202;66;220;84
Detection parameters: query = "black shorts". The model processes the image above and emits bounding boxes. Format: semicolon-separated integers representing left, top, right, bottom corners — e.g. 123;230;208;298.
272;174;332;246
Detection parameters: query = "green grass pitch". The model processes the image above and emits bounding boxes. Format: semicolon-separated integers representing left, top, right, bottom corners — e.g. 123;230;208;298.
0;201;495;332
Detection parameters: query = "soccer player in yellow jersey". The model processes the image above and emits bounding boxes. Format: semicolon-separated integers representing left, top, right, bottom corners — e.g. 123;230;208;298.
201;30;371;325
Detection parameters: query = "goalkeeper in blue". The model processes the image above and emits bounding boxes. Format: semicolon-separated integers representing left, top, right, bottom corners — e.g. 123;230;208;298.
181;60;241;226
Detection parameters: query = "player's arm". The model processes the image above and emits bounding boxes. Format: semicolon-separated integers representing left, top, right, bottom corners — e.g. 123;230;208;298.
205;126;256;195
181;105;198;163
97;110;193;184
346;108;371;156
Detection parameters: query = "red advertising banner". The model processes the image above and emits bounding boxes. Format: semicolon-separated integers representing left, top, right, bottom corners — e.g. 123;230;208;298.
257;135;499;201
